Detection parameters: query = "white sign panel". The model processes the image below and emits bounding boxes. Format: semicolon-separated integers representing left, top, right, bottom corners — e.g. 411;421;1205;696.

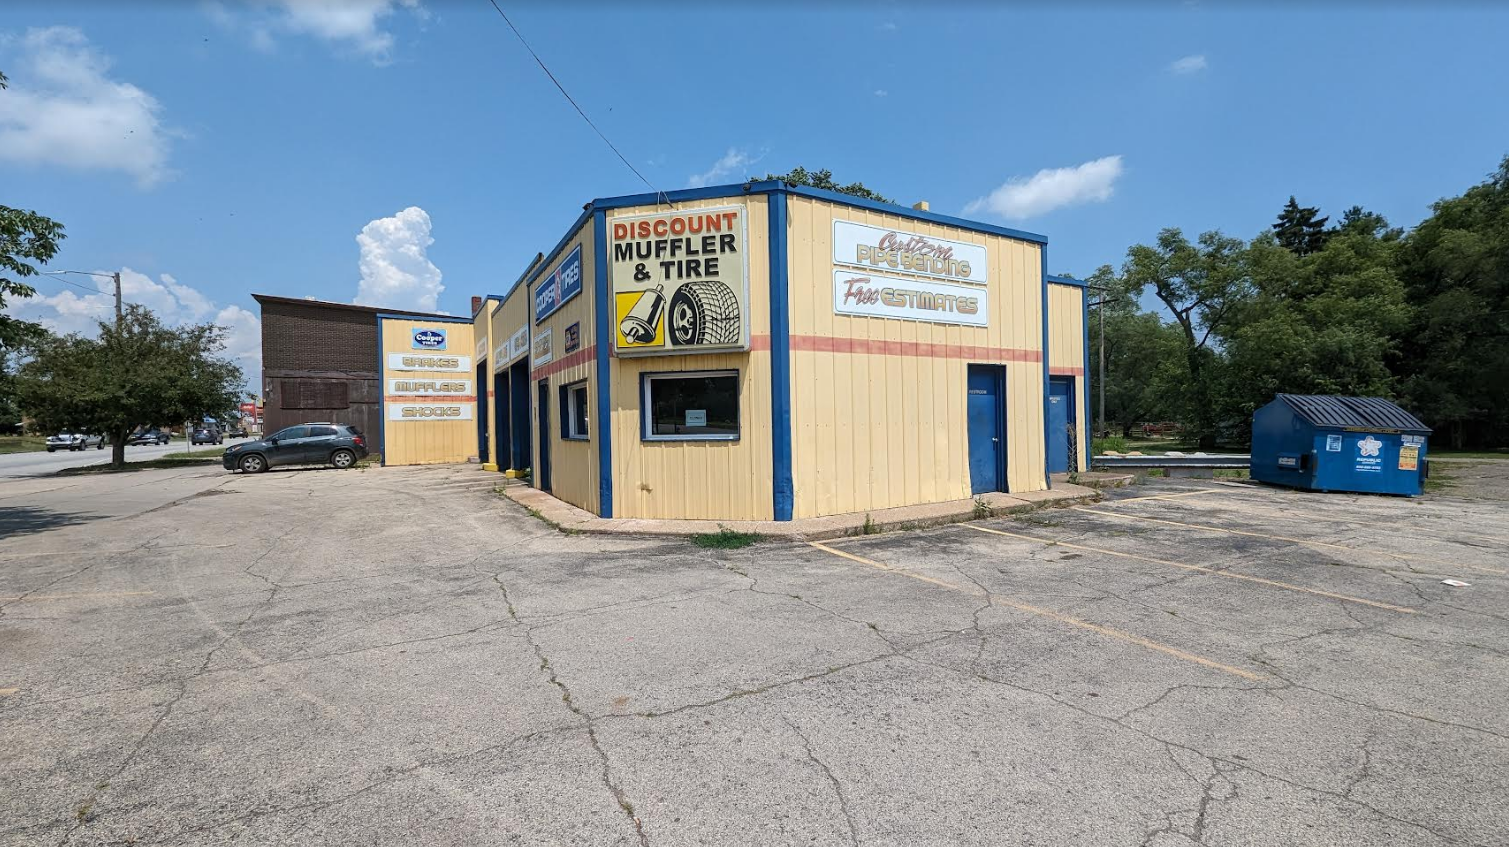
532;328;554;367
833;220;988;284
387;378;472;396
386;353;471;373
833;270;988;327
508;327;530;362
387;403;474;421
493;338;508;371
476;337;488;361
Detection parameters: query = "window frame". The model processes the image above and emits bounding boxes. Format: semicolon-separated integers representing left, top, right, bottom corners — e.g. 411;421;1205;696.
640;369;741;443
561;379;590;442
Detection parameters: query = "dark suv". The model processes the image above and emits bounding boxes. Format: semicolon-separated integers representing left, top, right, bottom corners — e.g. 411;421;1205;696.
223;423;368;473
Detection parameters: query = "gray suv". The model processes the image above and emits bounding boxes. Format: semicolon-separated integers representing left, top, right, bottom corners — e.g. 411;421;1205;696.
223;423;368;473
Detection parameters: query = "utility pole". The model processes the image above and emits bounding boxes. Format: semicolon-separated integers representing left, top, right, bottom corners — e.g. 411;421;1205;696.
1098;295;1105;435
113;271;122;325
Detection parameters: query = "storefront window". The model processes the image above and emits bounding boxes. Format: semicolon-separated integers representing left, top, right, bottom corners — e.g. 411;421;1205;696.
642;370;739;441
564;381;589;440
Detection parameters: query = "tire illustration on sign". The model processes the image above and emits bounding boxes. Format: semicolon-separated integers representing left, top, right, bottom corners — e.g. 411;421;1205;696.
668;281;741;346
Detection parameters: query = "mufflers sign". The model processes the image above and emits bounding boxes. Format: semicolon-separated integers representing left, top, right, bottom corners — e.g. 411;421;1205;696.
610;204;748;355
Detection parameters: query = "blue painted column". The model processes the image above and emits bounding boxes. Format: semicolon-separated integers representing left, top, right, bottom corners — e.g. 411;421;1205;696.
767;191;794;521
592;207;613;518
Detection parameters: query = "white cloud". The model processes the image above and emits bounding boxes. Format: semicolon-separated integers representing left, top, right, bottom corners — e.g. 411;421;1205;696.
207;0;424;64
352;206;444;313
964;155;1125;221
15;269;261;387
1169;54;1207;74
874;89;889;98
688;148;756;189
0;27;174;186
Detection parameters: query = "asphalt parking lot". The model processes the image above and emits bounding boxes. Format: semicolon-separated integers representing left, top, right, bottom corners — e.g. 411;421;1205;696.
2;464;1506;846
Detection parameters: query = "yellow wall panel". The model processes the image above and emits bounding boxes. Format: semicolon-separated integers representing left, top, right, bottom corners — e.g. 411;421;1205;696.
785;196;1047;518
530;223;598;515
379;318;477;466
1048;283;1089;470
607;196;773;520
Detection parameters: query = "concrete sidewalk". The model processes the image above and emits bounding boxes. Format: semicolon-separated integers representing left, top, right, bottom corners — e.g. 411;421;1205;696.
498;480;1103;540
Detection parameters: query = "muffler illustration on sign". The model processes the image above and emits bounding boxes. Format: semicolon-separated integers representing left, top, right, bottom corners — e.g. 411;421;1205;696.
619;285;665;345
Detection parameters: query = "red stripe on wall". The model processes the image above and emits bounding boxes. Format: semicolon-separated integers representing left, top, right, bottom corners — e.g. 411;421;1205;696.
384;395;477;403
531;345;595;381
749;334;772;352
789;334;1042;363
1049;366;1085;376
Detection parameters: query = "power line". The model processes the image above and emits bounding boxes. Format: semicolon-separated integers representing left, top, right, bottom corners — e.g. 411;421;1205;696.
483;0;670;206
39;272;111;296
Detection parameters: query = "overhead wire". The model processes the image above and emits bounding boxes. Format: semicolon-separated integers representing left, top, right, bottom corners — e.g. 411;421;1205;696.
482;0;673;208
39;272;111;297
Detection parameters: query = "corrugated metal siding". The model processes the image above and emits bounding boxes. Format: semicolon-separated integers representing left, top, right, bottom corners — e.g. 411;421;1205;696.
786;196;1046;519
474;301;495;464
609;196;773;520
379;318;477;466
531;224;599;515
1048;283;1089;470
1278;394;1431;433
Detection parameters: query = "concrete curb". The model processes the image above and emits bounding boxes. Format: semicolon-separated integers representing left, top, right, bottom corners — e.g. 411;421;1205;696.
494;478;1104;542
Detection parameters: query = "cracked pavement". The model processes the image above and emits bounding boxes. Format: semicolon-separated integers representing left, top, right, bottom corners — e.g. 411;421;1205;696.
2;465;1507;845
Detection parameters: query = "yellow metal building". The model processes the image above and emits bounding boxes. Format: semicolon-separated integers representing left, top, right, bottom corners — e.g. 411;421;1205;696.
379;181;1090;522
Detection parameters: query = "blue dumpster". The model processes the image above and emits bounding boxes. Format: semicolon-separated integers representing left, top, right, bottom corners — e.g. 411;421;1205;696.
1251;394;1431;496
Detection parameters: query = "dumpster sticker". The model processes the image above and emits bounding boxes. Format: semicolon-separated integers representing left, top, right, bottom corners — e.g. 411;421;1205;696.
1399;444;1419;471
1326;433;1342;452
609;205;748;355
1355;435;1383;473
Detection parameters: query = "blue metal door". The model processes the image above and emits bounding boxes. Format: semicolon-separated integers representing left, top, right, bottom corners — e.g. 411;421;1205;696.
476;363;489;464
967;365;1004;494
1047;377;1072;473
536;380;551;492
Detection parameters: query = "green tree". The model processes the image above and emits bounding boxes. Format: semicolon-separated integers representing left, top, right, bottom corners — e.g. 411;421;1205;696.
1;203;65;355
1119;229;1252;446
15;305;244;468
1272;196;1330;256
763;167;892;204
1395;156;1509;447
1219;224;1411;427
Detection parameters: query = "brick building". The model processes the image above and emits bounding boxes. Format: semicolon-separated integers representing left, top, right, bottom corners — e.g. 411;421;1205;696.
254;295;458;453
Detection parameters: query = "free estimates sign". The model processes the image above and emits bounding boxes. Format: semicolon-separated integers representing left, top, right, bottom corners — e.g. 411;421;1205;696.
610;204;748;355
833;271;988;327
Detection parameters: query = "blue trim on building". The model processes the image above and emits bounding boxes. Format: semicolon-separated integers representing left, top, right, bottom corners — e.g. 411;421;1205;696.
1046;274;1087;287
588;180;1049;245
1081;284;1092;472
767;191;794;521
375;312;473;324
591;208;614;519
1040;246;1051;489
376;318;386;467
782;184;1048;245
529;208;594;288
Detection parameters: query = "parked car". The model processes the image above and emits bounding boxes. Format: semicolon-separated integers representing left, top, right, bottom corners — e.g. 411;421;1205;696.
191;424;223;445
224;423;248;438
223;423;368;473
128;428;171;446
46;433;105;452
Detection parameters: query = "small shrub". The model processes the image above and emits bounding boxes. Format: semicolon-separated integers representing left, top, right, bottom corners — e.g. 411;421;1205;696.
1093;435;1128;455
692;526;760;549
972;496;990;519
862;513;880;535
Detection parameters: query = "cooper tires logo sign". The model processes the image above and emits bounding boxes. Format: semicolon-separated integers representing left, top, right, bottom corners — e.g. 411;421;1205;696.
610;205;749;355
411;328;447;350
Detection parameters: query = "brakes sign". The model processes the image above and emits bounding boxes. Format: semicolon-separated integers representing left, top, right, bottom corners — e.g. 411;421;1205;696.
609;204;749;355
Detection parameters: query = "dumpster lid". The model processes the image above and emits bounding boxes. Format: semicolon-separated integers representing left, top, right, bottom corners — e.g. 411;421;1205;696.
1277;394;1431;434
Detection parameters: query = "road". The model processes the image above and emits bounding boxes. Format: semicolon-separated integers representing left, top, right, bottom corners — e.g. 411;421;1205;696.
0;437;252;480
3;465;1506;845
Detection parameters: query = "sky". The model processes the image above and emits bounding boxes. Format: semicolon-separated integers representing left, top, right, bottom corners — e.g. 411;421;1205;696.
4;1;1508;391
